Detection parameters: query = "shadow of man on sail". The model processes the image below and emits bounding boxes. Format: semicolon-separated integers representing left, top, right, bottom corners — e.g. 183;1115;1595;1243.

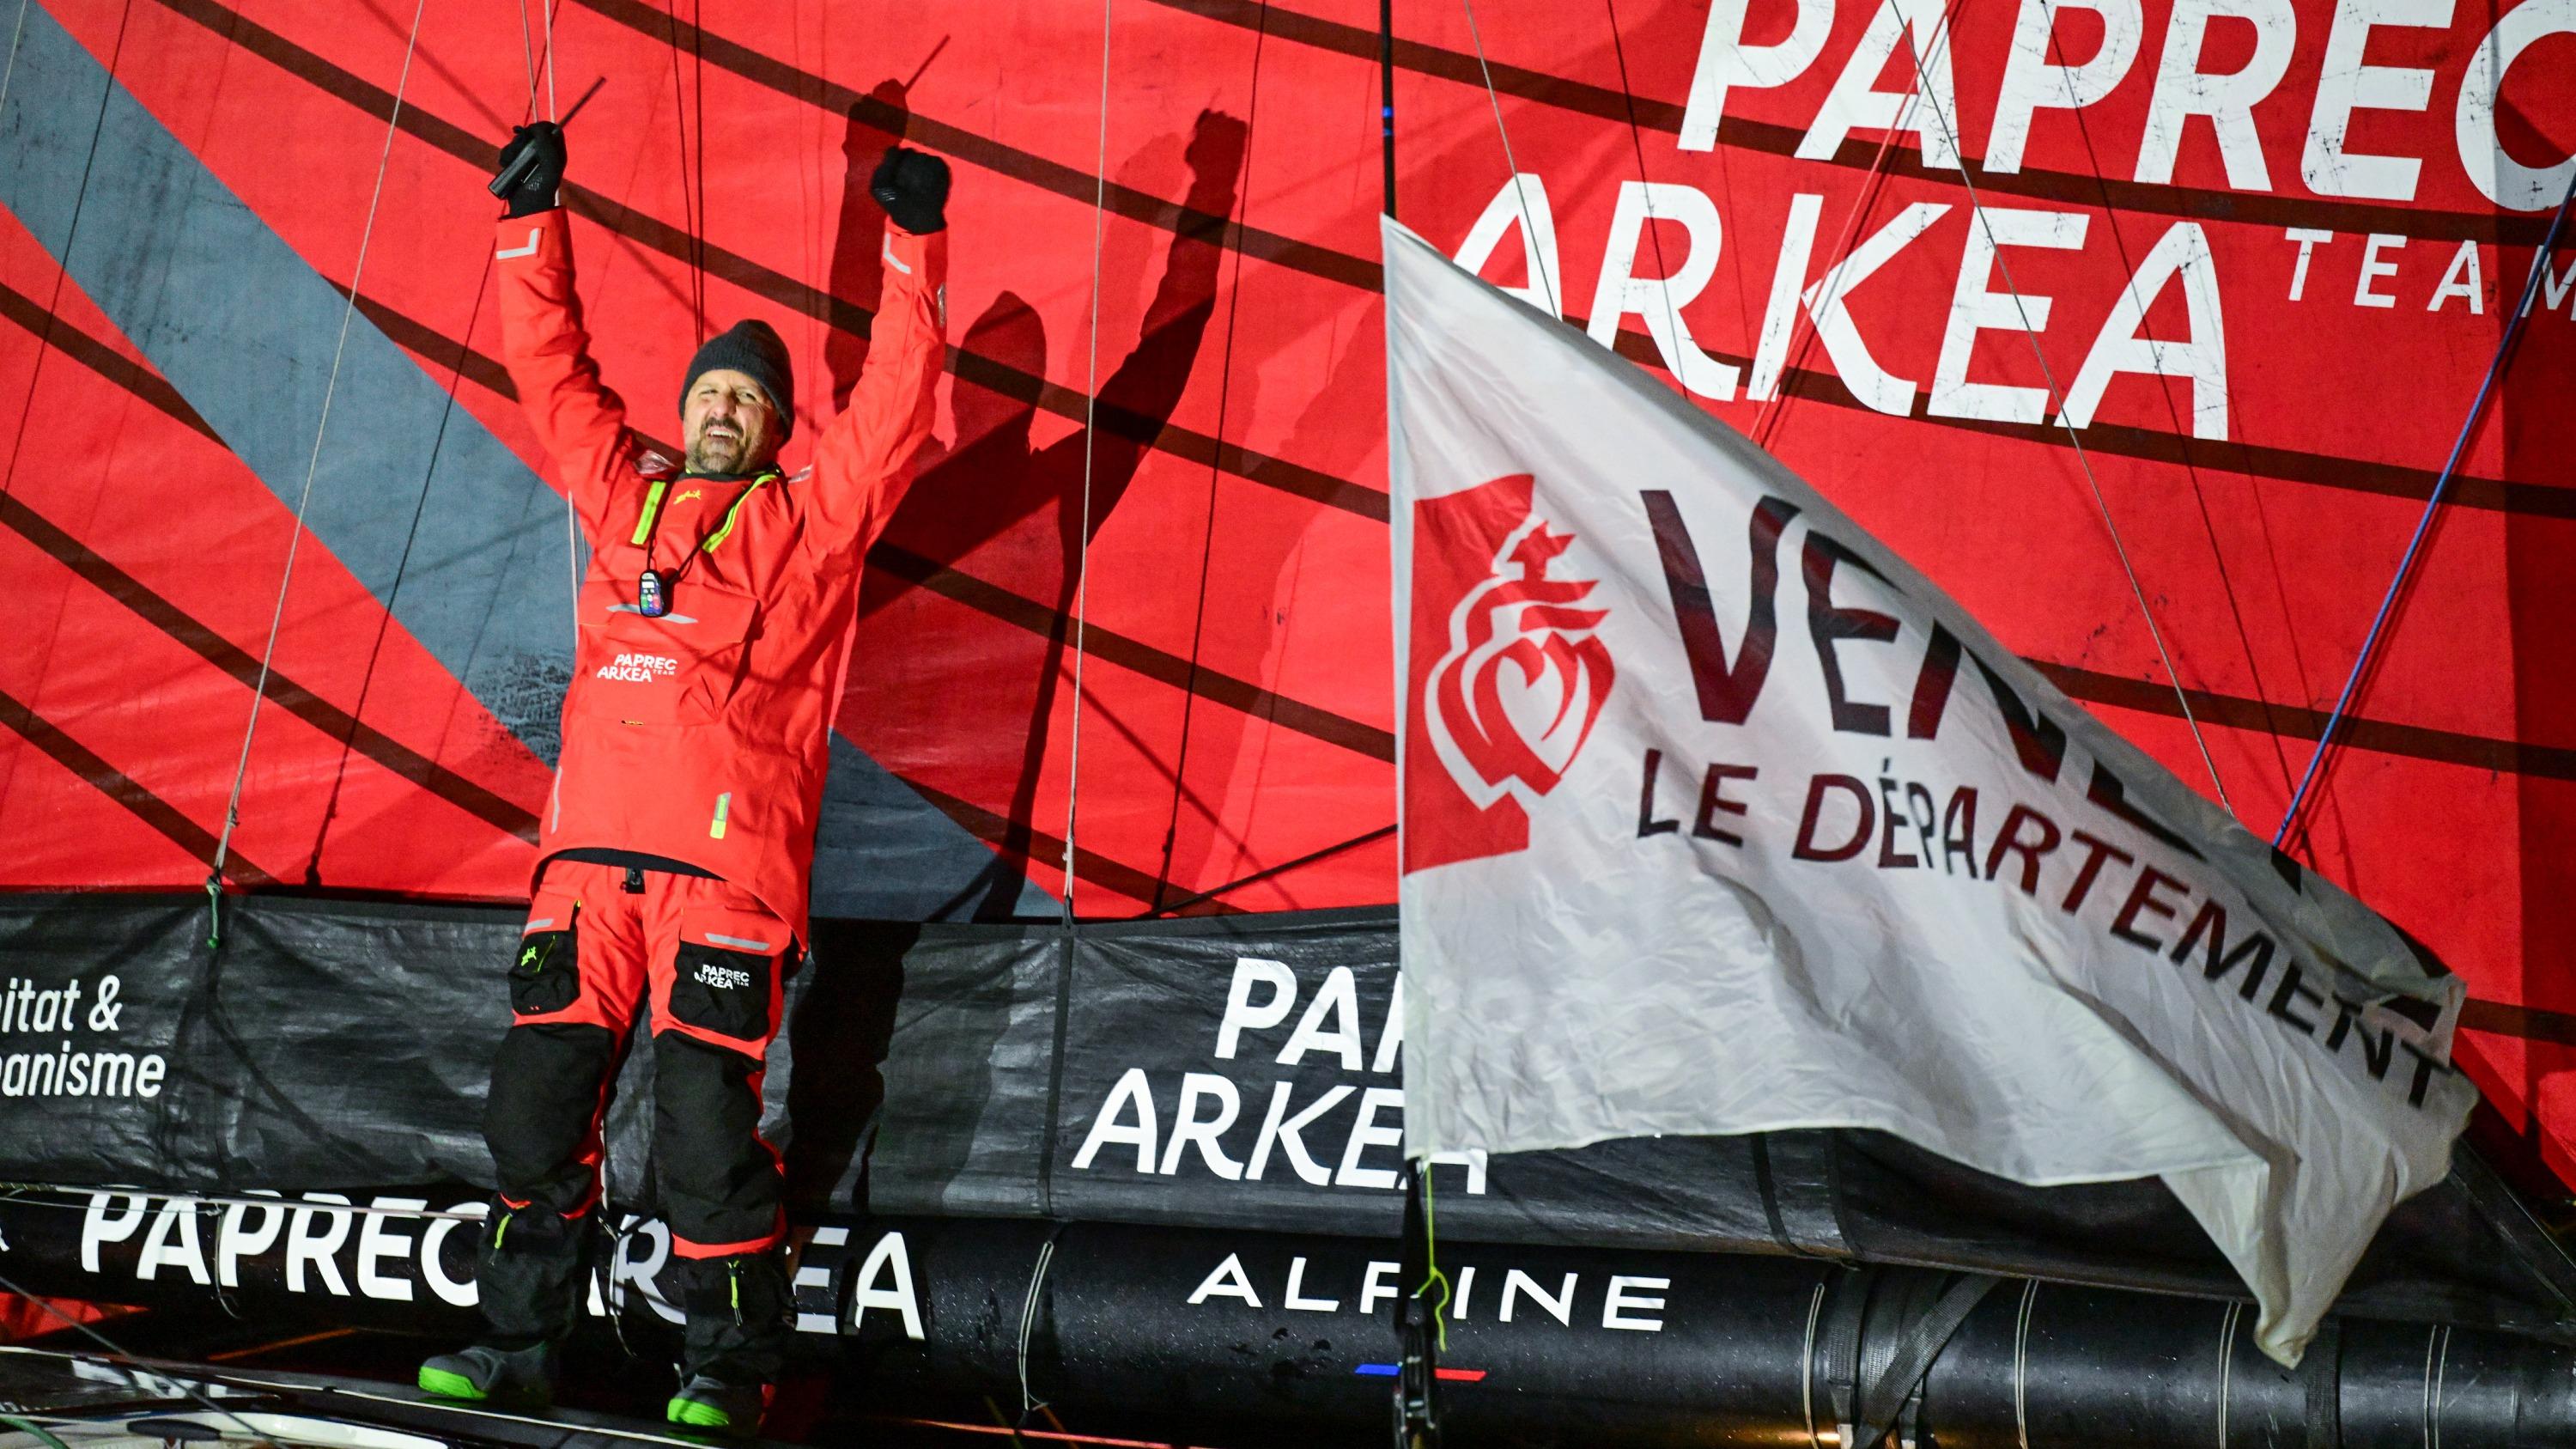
842;108;1248;919
825;79;915;414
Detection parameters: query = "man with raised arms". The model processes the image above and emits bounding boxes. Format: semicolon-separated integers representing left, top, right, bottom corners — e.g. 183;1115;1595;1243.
417;118;952;1434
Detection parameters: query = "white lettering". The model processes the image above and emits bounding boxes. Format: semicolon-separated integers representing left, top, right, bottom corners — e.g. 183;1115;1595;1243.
793;1224;847;1333
1070;1068;1160;1173
219;1194;286;1288
287;1194;354;1296
1214;958;1296;1060
1157;1073;1245;1179
2303;0;2449;200
2428;240;2483;313
2524;251;2576;317
611;1218;680;1325
1284;1256;1340;1312
593;652;680;684
421;1202;485;1309
357;1196;427;1302
2060;222;2230;440
1187;1252;1262;1307
1798;0;1962;168
1987;0;2144;174
1370;972;1404;1074
2456;0;2576;210
1585;181;1741;400
1278;965;1366;1069
694;962;751;991
1500;1269;1577;1325
137;1199;210;1286
1359;1259;1404;1317
1750;193;1826;400
2284;227;2336;300
1334;1087;1406;1190
1245;1082;1352;1185
1603;1275;1672;1331
848;1231;926;1340
1452;174;1563;317
1930;208;2091;423
1804;202;1953;416
2355;232;2406;307
2136;0;2297;190
1680;0;1835;150
81;1192;148;1274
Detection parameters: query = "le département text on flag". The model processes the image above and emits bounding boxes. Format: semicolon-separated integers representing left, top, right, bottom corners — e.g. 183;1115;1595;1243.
1381;216;2474;1366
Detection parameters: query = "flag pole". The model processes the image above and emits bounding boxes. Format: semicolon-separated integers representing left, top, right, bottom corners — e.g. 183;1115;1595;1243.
1380;18;1444;1446
1379;0;1396;217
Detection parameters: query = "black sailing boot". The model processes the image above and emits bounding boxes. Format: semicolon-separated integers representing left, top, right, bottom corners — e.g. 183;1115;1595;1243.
665;1250;790;1435
417;1202;590;1409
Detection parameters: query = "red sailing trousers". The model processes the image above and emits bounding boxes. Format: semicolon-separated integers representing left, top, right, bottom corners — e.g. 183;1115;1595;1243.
482;858;793;1259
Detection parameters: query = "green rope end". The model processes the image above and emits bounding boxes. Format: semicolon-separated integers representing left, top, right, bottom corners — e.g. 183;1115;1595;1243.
202;874;223;952
1417;1165;1450;1353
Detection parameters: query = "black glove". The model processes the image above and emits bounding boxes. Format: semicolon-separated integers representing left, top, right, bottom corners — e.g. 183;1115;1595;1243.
870;145;951;234
495;121;567;218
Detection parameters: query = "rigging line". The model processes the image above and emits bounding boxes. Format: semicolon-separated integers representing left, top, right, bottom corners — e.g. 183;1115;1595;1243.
1748;0;1962;452
661;0;702;340
0;0;139;836
1456;0;1555;315
0;1263;271;1443
307;9;597;859
0;0;29;127
2042;3;2300;800
514;0;580;655
545;0;580;648
1886;0;2234;813
701;1;711;343
0;1187;484;1221
0;0;137;507
1601;0;1686;399
2274;164;2576;851
517;0;536;105
1151;3;1269;911
1747;117;1904;451
1145;821;1394;918
1062;0;1114;923
206;0;431;906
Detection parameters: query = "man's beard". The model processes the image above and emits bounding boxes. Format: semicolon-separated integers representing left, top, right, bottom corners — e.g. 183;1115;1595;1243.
686;429;748;473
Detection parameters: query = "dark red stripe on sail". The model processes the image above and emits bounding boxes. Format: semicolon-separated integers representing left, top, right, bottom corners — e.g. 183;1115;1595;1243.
0;683;279;887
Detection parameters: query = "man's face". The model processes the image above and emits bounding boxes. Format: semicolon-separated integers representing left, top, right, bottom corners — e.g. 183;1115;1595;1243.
682;368;781;474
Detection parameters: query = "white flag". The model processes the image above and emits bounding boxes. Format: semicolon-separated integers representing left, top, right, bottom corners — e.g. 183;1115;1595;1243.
1383;216;2473;1365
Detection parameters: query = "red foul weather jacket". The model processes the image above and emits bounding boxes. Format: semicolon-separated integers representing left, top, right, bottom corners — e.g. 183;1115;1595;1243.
495;208;947;942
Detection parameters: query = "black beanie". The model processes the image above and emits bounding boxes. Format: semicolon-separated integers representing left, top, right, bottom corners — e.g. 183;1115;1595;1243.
679;320;795;440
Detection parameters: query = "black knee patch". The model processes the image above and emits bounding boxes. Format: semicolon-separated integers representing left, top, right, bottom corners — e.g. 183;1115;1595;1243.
484;1022;619;1213
652;1031;778;1251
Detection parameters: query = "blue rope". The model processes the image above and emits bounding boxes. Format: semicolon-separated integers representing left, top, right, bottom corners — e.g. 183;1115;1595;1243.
2274;172;2576;849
